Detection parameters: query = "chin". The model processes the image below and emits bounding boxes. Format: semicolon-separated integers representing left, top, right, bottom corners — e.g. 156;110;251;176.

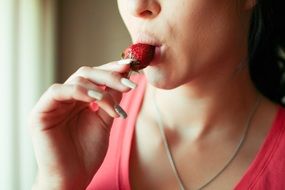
143;69;184;90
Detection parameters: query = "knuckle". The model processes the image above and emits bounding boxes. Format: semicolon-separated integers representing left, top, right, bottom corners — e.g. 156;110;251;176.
109;71;121;82
48;83;61;92
93;65;99;69
72;84;85;95
110;71;120;78
77;66;90;74
73;76;86;84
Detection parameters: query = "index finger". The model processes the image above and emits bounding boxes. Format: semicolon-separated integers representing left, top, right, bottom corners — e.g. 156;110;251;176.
96;59;135;72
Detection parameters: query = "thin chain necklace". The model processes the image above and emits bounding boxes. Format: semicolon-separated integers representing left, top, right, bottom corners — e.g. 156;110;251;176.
150;90;261;190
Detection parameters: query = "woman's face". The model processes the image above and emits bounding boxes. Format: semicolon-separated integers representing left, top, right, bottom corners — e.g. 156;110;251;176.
117;0;254;89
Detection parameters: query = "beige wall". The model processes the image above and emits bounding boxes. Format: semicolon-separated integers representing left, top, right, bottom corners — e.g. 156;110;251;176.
57;1;131;82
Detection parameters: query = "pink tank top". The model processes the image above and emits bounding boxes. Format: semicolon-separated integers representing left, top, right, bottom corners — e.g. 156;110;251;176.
87;74;285;190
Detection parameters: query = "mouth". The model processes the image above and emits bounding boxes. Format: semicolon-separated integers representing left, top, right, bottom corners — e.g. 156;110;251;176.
133;33;164;66
133;33;162;47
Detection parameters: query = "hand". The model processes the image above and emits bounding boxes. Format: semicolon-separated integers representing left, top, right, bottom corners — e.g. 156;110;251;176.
29;60;135;189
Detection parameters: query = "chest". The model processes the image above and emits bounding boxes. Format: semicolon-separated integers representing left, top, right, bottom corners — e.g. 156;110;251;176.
129;124;262;190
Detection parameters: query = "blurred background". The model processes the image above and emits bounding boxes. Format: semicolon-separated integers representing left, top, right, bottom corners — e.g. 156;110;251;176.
0;1;131;189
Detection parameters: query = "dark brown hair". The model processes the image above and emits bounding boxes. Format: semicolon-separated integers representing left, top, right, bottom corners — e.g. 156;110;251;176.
249;0;285;104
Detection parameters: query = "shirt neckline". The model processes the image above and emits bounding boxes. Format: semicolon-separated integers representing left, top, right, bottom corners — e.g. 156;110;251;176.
234;106;285;189
123;77;285;189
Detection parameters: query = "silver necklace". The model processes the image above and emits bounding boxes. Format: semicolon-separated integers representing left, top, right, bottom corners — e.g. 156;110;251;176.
150;90;261;190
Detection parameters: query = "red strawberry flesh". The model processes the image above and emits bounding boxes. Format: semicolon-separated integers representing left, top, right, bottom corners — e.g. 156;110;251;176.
122;43;155;71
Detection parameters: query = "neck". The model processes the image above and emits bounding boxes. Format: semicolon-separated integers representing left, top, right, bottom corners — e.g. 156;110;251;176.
144;65;259;138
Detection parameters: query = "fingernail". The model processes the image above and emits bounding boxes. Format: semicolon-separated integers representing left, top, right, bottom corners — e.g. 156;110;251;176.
121;78;137;89
114;105;127;119
87;90;103;101
117;59;135;65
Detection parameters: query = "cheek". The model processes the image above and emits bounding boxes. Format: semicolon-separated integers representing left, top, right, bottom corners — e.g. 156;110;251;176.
171;1;244;70
149;1;245;88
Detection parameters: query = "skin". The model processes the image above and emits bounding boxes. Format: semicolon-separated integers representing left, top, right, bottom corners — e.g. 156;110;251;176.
118;0;278;189
119;0;250;89
30;62;135;189
30;0;278;189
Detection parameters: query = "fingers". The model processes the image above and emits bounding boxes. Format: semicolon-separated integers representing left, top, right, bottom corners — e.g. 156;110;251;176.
97;59;135;71
67;76;124;118
34;83;101;112
73;68;131;92
35;82;121;119
66;60;136;92
34;60;138;120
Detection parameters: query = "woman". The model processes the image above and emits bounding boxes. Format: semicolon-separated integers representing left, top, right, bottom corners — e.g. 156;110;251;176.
30;0;285;189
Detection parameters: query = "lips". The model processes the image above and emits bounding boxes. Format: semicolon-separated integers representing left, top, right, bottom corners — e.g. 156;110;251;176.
133;33;163;66
133;33;162;47
122;43;155;71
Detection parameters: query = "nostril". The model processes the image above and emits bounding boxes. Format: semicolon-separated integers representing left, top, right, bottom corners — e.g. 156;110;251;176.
140;10;153;17
129;1;161;19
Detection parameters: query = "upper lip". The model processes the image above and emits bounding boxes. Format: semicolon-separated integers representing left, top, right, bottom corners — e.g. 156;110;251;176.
133;33;162;47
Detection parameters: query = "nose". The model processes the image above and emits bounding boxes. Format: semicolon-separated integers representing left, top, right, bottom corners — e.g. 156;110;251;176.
128;0;161;19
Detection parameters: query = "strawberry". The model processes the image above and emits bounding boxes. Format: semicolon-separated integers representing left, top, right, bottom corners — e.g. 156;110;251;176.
122;43;155;71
